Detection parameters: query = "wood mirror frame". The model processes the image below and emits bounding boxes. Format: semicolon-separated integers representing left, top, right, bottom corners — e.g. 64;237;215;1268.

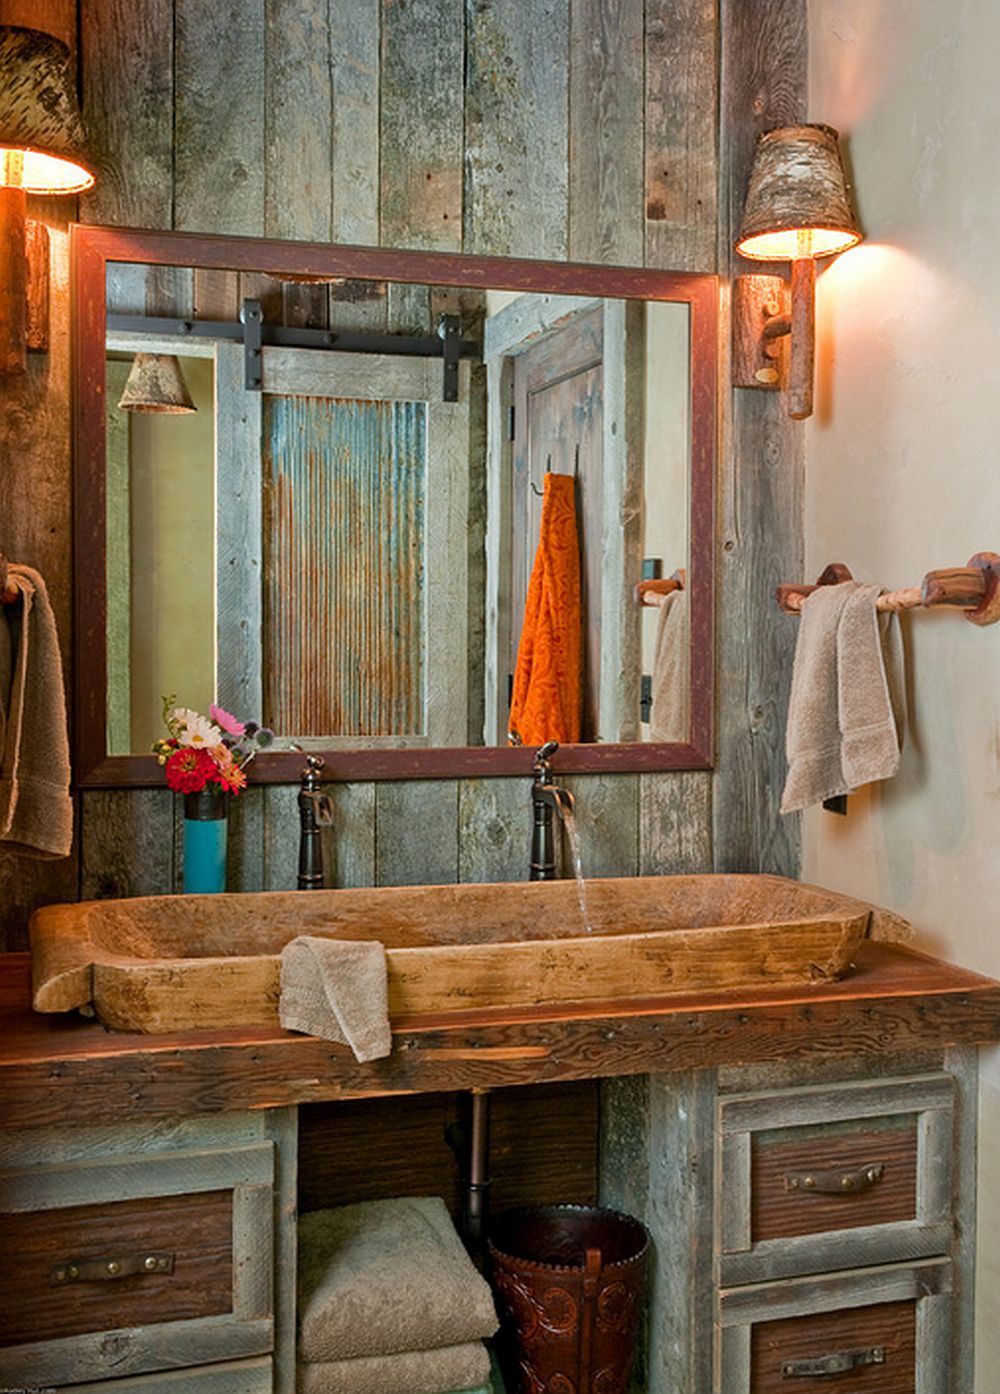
72;224;717;787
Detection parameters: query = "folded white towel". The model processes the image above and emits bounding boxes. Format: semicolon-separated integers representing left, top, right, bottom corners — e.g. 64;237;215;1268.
298;1197;498;1363
279;935;391;1061
782;581;905;813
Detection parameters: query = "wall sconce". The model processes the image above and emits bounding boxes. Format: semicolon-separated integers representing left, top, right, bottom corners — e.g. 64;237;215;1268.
0;24;97;376
118;354;197;415
732;124;861;420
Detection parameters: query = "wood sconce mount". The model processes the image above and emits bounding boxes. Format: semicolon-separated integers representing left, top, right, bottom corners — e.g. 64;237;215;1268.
0;192;49;374
731;270;814;419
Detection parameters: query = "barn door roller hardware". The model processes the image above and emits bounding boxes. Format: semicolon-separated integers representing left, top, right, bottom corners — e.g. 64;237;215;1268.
106;306;477;402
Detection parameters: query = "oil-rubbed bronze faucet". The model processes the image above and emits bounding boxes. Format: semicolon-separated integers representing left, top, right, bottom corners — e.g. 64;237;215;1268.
529;740;573;881
298;755;334;890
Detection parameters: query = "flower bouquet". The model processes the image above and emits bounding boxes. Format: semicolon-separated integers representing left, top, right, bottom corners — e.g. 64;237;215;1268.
153;699;273;893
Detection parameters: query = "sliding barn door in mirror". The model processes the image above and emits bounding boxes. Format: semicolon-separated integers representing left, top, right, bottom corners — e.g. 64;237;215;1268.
214;344;469;749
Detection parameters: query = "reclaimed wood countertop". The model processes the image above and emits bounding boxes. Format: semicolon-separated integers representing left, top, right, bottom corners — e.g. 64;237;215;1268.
2;943;999;1130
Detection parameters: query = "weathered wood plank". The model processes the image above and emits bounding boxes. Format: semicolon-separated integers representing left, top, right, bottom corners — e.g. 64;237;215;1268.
375;780;459;885
264;0;332;328
644;0;718;271
105;359;132;757
568;0;644;265
262;787;299;892
67;1358;273;1393
80;790;175;900
0;201;76;951
639;771;713;874
380;0;464;254
264;1107;297;1394
465;0;570;258
714;0;806;876
326;782;377;890
215;342;263;725
458;778;528;883
4;944;1000;1128
331;1;380;248
226;787;265;895
175;0;266;236
945;1046;978;1393
0;1315;274;1390
563;774;639;878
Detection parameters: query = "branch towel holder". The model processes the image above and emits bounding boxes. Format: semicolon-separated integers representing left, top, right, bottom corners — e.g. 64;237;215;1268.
635;568;686;608
777;554;1000;626
0;554;19;606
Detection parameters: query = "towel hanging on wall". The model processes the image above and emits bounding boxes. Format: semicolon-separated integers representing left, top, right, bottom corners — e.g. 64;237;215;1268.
0;563;73;858
508;472;582;747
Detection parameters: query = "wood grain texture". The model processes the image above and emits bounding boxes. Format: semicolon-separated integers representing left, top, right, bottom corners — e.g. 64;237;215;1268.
639;770;713;874
644;0;718;272
298;1081;598;1218
80;790;175;900
750;1299;915;1394
0;1189;234;1347
65;1357;273;1394
568;0;644;265
458;778;527;883
380;0;464;256
465;0;569;257
375;780;460;885
714;0;807;876
4;944;998;1130
751;1121;917;1242
80;0;174;230
174;0;266;236
330;0;380;252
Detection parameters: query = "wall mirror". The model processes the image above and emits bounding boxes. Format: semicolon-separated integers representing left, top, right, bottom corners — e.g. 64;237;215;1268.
73;226;716;785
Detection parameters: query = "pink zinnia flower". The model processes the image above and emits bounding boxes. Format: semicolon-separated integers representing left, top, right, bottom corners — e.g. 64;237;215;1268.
209;704;246;737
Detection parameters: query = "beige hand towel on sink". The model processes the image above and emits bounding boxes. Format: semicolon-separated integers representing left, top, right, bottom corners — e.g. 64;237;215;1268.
279;935;391;1061
0;565;73;858
781;581;905;813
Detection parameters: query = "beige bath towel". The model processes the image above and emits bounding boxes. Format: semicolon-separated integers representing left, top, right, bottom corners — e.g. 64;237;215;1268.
649;588;689;742
0;565;73;858
781;581;904;813
298;1197;498;1363
280;936;391;1061
297;1342;492;1394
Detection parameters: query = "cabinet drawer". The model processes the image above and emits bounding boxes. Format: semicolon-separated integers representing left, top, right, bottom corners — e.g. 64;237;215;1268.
66;1356;272;1393
718;1258;951;1394
0;1143;275;1388
719;1075;954;1284
1;1189;234;1346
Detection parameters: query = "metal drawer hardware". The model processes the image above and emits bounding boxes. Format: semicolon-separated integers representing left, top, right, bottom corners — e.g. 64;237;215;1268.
782;1346;886;1378
785;1162;884;1194
50;1252;175;1286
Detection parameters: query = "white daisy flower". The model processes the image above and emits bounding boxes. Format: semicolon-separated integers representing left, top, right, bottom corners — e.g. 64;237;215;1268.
171;707;222;748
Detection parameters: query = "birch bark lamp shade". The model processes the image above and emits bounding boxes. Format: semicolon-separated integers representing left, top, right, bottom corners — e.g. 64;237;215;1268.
118;354;197;415
0;24;97;375
735;124;862;419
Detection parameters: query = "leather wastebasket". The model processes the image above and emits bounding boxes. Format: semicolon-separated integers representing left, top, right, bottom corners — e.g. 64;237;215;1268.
487;1205;649;1394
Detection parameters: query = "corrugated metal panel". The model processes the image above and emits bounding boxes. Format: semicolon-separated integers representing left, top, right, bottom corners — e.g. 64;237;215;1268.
263;395;426;736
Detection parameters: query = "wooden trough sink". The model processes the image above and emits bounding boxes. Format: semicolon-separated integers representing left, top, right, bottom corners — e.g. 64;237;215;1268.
29;875;902;1034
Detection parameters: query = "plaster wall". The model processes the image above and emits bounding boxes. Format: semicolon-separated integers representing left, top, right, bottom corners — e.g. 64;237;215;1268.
806;4;1000;1385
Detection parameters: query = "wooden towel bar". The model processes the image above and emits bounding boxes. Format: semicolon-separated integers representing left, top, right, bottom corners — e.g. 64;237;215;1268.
777;554;1000;626
635;568;686;608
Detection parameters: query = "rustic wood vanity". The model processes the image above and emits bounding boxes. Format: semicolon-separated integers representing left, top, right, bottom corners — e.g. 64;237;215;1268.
2;942;998;1393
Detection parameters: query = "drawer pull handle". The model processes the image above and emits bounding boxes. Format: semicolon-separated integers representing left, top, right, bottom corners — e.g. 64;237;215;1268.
782;1346;886;1378
785;1162;884;1194
50;1252;175;1286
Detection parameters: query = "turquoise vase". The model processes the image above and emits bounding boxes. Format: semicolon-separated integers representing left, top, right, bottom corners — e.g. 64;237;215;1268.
183;788;228;894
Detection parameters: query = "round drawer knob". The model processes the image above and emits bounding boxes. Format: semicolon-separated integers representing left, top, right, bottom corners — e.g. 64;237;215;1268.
106;1261;120;1275
144;1256;158;1271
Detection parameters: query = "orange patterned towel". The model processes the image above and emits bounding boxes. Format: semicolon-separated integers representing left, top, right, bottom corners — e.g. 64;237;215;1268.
508;472;582;746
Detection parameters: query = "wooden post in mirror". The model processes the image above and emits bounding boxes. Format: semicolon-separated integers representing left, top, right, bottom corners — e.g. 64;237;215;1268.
72;225;717;786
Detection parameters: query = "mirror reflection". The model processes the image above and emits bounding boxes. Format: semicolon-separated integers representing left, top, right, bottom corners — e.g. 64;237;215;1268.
105;266;690;756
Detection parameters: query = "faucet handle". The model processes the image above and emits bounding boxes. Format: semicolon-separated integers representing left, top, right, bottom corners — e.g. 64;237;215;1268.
536;740;559;762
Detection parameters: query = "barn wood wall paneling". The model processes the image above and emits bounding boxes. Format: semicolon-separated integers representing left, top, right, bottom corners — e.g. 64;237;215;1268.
0;0;807;948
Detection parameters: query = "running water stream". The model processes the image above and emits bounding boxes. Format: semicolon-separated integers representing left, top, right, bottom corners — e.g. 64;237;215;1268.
552;790;592;934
